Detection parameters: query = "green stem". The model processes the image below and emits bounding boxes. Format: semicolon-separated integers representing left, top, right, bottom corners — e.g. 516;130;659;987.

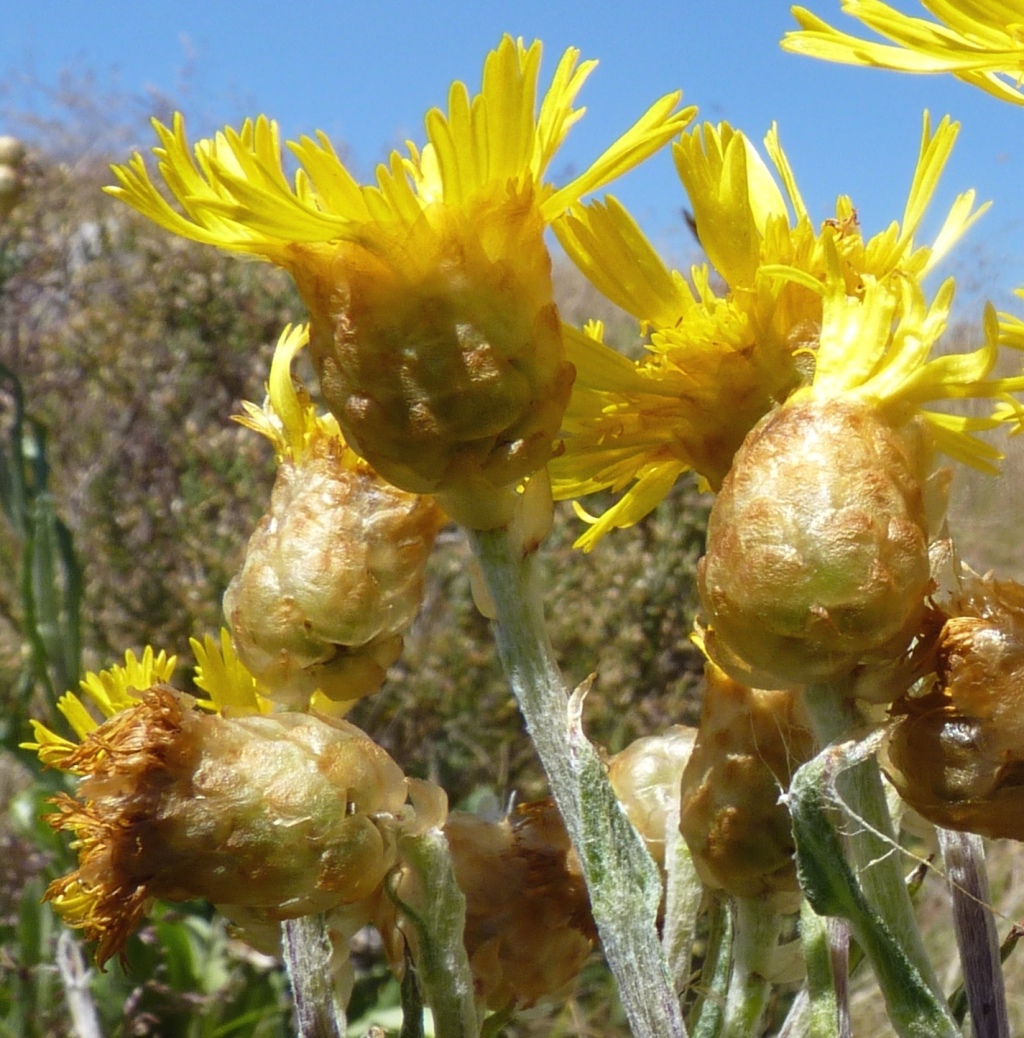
801;685;941;1000
55;931;102;1038
795;900;842;1038
688;896;732;1038
721;897;782;1038
469;527;685;1038
789;734;959;1038
391;829;479;1038
282;914;346;1038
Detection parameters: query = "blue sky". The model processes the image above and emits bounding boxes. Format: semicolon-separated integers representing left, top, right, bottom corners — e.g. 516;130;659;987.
3;1;1023;314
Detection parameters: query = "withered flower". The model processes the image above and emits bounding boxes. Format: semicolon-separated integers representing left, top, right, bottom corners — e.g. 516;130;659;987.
885;571;1024;841
27;662;441;966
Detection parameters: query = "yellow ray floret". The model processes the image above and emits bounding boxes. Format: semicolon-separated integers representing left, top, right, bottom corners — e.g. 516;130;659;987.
22;634;276;767
552;112;987;549
776;243;1024;471
22;647;177;768
190;628;273;716
234;322;363;469
106;36;693;261
784;1;1024;106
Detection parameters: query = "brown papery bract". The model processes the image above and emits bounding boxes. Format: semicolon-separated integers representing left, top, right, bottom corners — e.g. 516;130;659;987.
680;661;815;900
885;572;1024;841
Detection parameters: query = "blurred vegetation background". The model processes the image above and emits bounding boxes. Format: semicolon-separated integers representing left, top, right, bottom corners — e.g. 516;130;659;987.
3;77;1024;1038
0;83;711;1038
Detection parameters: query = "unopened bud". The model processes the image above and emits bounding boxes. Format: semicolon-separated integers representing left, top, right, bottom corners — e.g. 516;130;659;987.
700;398;936;692
0;136;26;219
608;725;696;866
680;661;814;900
0;136;25;167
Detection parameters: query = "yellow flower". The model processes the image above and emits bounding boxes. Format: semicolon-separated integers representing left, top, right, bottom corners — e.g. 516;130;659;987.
699;252;1024;691
784;1;1024;106
107;36;694;529
23;641;443;966
552;113;984;549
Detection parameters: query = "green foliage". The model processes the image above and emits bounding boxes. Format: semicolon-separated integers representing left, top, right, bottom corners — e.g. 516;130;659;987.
0;361;82;731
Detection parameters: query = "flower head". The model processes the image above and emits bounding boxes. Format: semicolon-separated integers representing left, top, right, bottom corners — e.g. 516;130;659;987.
885;568;1024;840
107;37;693;528
24;645;442;966
784;1;1024;106
552;113;988;548
227;325;446;709
698;242;1024;691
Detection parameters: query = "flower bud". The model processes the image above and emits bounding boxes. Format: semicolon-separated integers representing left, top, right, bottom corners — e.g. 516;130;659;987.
680;661;814;900
227;325;446;709
607;725;696;866
43;686;437;965
224;444;443;708
884;573;1024;841
699;398;936;691
381;798;595;1011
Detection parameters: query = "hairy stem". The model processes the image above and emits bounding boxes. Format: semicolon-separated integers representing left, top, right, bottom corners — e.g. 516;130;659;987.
390;828;479;1038
801;684;941;998
469;526;685;1038
722;897;782;1038
282;914;346;1038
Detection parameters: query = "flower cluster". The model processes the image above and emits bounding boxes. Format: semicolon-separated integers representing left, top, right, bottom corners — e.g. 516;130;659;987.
30;35;695;1015
25;19;1024;1037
